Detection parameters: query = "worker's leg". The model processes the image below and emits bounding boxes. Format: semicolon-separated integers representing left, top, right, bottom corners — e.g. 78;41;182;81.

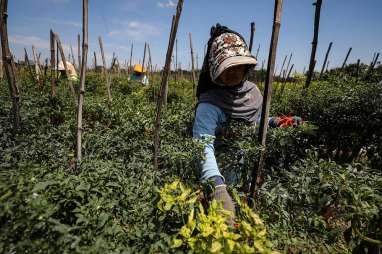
193;102;227;182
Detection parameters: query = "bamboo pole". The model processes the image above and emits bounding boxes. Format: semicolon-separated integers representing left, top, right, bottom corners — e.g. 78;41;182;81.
304;0;322;89
147;43;153;79
75;0;88;167
129;43;133;74
278;55;287;77
32;45;41;86
0;0;20;130
356;59;360;77
283;53;292;79
366;52;379;76
153;0;184;170
93;51;97;70
163;14;176;106
248;0;283;202
189;32;196;97
256;44;260;59
341;47;352;70
142;42;147;82
70;44;77;70
56;40;59;80
320;41;332;77
50;30;56;97
249;22;256;52
278;63;294;98
98;36;112;102
24;48;36;84
77;34;81;71
54;32;76;100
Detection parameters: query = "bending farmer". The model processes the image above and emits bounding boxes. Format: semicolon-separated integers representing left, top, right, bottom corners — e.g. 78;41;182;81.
193;24;301;222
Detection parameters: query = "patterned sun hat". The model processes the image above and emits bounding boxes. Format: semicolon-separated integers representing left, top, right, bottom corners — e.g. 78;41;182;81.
209;32;257;83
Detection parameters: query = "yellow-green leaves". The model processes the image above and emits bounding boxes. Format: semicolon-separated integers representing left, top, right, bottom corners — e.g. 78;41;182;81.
157;180;279;254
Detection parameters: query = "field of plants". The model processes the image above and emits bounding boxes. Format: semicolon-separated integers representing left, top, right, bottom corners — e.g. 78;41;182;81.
1;0;382;253
1;63;381;253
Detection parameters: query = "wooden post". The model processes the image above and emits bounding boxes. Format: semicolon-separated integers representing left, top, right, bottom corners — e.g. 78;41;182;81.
153;0;184;170
341;47;352;70
70;44;77;70
24;48;36;84
278;63;294;98
54;32;76;101
278;55;287;77
50;30;56;97
77;34;81;71
175;38;178;81
304;0;322;89
366;52;379;76
189;32;196;97
163;14;176;105
75;0;88;167
142;42;147;82
248;0;283;201
147;43;153;79
320;41;332;77
98;36;112;102
32;45;41;85
93;51;97;69
283;53;292;79
0;0;20;130
129;43;133;74
356;59;360;77
255;44;260;59
249;22;256;52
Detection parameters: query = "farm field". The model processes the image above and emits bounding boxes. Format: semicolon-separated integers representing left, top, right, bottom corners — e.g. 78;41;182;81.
1;0;382;253
1;66;382;253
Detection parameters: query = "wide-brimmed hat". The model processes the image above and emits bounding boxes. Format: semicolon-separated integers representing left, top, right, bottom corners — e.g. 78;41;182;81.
209;32;257;83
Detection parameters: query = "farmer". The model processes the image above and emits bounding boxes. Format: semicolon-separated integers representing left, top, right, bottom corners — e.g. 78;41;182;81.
130;64;149;85
57;60;78;82
193;24;301;221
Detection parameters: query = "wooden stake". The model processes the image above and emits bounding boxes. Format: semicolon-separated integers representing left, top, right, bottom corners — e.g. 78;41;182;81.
249;22;256;52
320;41;332;77
0;0;20;130
98;36;112;102
255;44;260;59
54;32;76;100
50;30;56;97
77;34;81;71
304;0;322;89
278;55;287;77
75;0;88;167
248;0;283;202
356;59;360;77
283;53;292;79
70;44;76;68
142;42;147;82
24;48;36;84
278;63;294;98
341;47;352;70
93;51;97;69
129;43;133;74
32;45;41;85
189;32;196;97
153;0;184;170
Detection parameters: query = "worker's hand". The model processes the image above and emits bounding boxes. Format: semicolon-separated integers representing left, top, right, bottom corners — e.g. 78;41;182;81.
271;115;303;128
212;185;235;226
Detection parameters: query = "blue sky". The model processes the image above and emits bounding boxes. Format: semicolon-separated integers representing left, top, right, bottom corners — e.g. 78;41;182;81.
8;0;382;72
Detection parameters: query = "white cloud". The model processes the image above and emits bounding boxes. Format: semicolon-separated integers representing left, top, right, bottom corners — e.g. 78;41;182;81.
10;34;70;54
28;17;81;28
108;21;161;40
157;0;176;8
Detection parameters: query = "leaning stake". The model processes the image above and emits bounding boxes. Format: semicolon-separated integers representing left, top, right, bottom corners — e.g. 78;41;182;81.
341;47;352;70
75;0;88;167
249;22;256;52
304;0;322;89
153;0;184;170
320;41;332;77
189;32;197;97
50;30;56;97
98;36;112;102
248;0;283;202
54;32;76;101
0;0;20;131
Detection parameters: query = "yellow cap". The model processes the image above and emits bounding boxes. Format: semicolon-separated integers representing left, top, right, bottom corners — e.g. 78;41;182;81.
133;64;146;73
